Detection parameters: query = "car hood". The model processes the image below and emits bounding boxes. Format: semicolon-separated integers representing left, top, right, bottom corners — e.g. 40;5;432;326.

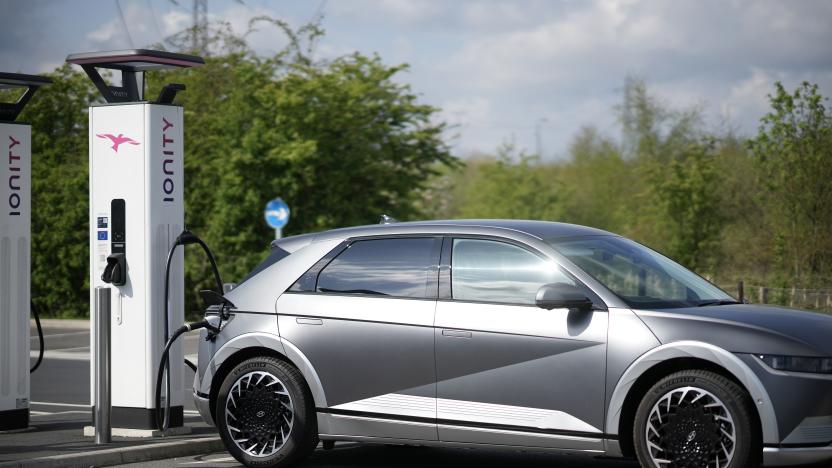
635;304;832;357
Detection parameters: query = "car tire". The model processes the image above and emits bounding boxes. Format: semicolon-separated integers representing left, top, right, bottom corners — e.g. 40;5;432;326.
633;369;759;468
216;356;318;467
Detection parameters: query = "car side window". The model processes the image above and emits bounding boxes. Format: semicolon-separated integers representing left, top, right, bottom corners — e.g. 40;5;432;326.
316;237;440;299
451;238;575;305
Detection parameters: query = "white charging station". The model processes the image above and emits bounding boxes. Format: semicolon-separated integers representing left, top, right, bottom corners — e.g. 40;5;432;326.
66;50;203;431
0;72;51;431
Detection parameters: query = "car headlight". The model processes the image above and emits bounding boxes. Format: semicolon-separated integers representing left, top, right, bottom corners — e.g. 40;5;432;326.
758;355;832;374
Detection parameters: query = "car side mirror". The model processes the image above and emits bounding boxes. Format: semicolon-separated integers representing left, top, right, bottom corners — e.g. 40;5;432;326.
535;283;593;312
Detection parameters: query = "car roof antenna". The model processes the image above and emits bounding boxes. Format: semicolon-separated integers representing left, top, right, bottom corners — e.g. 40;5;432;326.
379;214;398;224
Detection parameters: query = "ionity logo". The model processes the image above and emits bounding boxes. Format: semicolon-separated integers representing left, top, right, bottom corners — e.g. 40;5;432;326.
8;135;22;216
97;133;140;153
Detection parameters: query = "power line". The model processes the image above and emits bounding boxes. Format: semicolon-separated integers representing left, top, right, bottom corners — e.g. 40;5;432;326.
115;0;135;48
147;0;166;44
191;0;208;52
309;0;328;23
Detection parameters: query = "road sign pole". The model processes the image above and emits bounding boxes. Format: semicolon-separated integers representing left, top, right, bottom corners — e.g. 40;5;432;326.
265;197;289;239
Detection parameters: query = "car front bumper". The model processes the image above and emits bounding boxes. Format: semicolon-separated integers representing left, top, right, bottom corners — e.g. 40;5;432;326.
193;391;214;427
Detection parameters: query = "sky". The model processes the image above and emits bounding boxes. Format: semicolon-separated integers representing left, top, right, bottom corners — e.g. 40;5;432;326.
1;0;831;159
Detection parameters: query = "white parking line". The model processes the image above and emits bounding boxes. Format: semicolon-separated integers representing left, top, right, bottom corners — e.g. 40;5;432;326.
31;410;89;416
30;331;89;339
31;401;89;408
30;350;90;360
179;456;236;465
46;345;90;352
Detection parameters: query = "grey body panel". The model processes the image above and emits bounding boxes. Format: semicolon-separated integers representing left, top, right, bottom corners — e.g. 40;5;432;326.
194;219;832;465
603;307;661;431
275;293;436;407
435;300;607;442
276;293;437;440
605;340;781;447
636;304;832;357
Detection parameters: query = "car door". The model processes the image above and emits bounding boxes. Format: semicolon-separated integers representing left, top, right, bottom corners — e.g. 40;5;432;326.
434;237;609;451
277;236;441;441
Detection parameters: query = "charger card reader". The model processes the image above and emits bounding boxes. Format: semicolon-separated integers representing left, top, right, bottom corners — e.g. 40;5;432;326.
102;199;126;286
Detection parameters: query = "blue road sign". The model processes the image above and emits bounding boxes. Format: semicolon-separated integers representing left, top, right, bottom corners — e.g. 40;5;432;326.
264;198;290;229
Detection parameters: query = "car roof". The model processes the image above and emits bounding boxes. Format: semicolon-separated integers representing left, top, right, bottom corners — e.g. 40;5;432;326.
353;219;613;238
273;219;614;253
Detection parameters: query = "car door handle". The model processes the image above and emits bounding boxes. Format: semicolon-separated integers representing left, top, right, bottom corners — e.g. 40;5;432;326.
441;329;472;339
296;317;323;325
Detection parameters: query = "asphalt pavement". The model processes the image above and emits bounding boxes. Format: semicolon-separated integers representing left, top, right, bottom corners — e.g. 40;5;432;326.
29;319;202;410
121;443;639;468
0;319;213;466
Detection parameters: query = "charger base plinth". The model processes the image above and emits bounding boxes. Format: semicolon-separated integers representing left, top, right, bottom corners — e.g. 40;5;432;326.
83;425;192;438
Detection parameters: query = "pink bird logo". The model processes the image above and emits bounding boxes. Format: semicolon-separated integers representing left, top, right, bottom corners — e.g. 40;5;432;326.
97;133;140;153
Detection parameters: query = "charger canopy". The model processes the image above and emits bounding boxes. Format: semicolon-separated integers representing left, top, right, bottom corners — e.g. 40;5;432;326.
66;49;204;104
0;72;52;122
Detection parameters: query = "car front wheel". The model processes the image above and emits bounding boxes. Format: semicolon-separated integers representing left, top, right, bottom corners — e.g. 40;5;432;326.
634;369;759;468
216;357;317;467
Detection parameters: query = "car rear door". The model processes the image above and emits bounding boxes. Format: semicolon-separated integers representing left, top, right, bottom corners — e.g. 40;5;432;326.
277;236;441;441
434;237;609;450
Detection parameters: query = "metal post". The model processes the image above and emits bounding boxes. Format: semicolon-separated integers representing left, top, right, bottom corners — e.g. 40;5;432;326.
759;286;768;304
737;280;744;303
275;227;282;240
94;287;111;444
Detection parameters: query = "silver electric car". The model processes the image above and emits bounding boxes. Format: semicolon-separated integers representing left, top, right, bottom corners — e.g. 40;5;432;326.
193;220;832;468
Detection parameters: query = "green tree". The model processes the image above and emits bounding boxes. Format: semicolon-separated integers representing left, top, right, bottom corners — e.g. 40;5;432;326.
558;126;630;231
650;139;723;272
748;81;832;284
439;144;561;220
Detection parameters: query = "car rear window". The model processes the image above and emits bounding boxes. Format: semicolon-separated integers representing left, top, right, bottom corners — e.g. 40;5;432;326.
316;237;441;299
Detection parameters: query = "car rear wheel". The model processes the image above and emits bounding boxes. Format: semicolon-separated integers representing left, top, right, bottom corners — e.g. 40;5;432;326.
216;357;317;467
634;370;759;468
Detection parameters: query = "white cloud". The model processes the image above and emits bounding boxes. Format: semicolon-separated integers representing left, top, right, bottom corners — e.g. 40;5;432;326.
722;68;778;122
440;96;491;127
160;10;190;37
86;19;123;44
461;1;536;29
329;0;445;25
7;0;832;158
445;1;688;91
85;1;153;49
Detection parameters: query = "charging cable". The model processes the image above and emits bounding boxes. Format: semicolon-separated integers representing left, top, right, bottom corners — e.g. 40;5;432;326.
154;318;220;432
156;229;226;433
30;301;44;373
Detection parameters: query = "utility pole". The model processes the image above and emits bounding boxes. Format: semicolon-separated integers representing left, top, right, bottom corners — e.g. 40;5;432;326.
192;0;208;53
535;117;548;158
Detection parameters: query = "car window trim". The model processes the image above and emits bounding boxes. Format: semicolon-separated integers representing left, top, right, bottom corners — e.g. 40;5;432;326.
283;290;438;302
288;240;350;292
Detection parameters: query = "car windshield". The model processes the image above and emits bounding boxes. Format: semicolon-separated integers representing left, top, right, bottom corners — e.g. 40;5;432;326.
547;236;735;309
